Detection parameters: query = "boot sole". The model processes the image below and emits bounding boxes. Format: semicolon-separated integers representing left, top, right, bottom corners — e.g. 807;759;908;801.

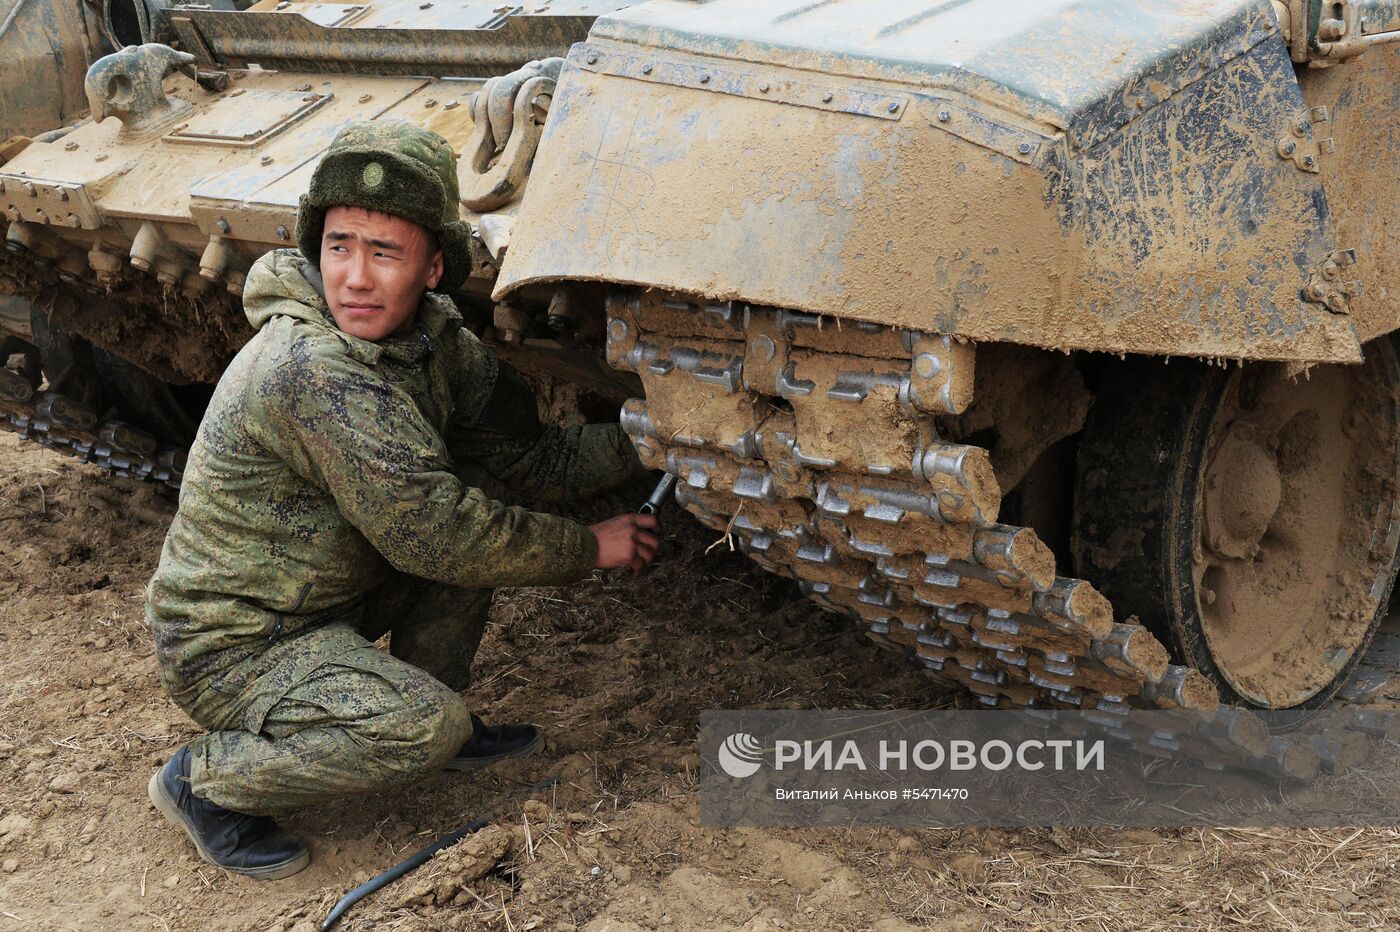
443;730;545;771
148;770;310;881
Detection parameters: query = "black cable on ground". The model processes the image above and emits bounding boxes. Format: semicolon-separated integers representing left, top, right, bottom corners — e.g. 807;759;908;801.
320;774;559;931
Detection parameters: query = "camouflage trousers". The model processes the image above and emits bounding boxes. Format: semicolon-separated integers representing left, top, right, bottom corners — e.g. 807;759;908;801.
182;575;490;814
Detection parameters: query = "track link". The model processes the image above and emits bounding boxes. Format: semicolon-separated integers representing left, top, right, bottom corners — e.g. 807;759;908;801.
0;366;186;489
606;290;1391;780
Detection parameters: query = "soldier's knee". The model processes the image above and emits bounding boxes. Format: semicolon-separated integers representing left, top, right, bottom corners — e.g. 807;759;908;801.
367;692;470;779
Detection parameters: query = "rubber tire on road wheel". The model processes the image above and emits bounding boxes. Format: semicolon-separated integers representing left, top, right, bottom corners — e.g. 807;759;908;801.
1071;344;1400;711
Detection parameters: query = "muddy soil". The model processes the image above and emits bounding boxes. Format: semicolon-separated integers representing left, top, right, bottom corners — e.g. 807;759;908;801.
1;431;1398;931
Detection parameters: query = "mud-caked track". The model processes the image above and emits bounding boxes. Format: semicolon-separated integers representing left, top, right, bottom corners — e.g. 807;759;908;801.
607;292;1396;779
0;370;186;490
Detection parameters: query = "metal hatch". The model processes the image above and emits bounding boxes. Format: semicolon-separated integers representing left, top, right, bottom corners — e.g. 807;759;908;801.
289;3;370;27
165;89;333;147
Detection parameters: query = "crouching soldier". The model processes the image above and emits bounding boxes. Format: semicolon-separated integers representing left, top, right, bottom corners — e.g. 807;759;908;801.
144;120;659;879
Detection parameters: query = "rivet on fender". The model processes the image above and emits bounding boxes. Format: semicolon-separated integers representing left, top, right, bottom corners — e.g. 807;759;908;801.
1303;249;1362;314
1277;113;1329;172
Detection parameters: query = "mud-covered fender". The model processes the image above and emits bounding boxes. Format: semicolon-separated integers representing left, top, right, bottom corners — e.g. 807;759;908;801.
497;0;1364;363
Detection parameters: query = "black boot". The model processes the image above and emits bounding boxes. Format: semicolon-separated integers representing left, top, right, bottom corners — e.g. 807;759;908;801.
148;746;309;880
446;714;543;770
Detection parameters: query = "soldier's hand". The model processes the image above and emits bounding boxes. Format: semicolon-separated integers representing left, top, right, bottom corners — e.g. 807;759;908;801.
591;513;660;575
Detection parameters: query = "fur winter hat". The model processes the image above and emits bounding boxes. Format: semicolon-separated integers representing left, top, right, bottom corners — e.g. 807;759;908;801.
295;119;471;292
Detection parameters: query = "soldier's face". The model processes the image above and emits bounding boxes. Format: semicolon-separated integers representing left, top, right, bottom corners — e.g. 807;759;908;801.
320;206;444;342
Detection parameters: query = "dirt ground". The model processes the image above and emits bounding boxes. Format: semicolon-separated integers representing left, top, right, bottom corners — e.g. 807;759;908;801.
2;431;1400;932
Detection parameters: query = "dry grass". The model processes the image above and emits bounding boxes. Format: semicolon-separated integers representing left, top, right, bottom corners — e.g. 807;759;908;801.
804;824;1400;930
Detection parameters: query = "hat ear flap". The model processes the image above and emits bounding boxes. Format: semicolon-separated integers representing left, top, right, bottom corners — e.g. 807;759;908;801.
295;194;325;268
434;220;473;293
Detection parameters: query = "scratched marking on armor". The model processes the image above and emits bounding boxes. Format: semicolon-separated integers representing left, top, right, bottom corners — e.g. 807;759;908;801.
577;109;655;274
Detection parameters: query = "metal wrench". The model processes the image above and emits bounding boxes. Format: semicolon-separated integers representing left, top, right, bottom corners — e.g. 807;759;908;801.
640;471;676;515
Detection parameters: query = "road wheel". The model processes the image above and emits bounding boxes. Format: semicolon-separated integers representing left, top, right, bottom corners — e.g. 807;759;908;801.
31;303;209;444
91;347;209;444
1073;343;1400;710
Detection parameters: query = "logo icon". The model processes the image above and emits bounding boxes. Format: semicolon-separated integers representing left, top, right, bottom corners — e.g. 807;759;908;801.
362;161;385;190
718;732;763;778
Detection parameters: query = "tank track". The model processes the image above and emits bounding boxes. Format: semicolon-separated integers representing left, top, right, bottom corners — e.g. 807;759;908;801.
0;367;186;489
606;290;1392;781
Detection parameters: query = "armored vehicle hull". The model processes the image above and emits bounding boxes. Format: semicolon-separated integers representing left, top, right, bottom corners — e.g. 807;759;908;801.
493;0;1400;732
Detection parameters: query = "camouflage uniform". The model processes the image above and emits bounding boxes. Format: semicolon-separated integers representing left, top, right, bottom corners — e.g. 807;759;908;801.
146;246;644;814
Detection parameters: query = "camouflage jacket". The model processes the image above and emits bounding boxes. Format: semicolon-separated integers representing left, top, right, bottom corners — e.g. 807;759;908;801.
147;249;643;700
